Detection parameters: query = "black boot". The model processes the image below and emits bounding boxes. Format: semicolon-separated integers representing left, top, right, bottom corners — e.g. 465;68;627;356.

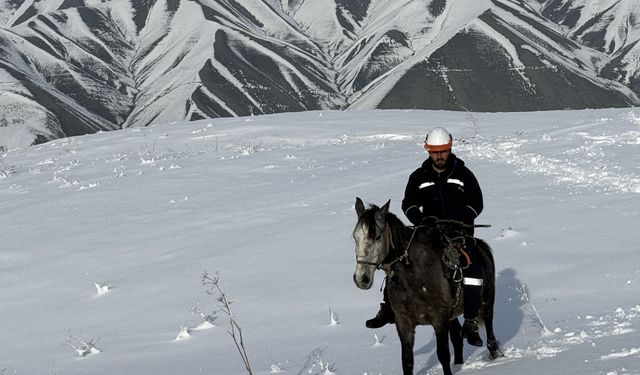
461;318;483;347
365;303;394;328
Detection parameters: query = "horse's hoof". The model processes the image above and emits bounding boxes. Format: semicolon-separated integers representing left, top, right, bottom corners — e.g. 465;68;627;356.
490;348;505;359
488;339;505;359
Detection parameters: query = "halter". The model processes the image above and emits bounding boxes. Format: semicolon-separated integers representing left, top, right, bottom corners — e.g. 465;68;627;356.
356;223;419;273
355;224;392;268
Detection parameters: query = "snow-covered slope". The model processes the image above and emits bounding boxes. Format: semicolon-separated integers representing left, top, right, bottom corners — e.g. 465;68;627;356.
1;108;639;374
2;0;640;149
540;0;640;54
0;0;346;148
349;0;639;111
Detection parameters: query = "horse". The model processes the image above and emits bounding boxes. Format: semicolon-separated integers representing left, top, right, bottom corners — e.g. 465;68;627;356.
352;197;503;375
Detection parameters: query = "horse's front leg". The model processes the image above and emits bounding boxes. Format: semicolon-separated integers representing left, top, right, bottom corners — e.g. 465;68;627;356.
434;323;453;375
395;320;416;375
449;318;464;364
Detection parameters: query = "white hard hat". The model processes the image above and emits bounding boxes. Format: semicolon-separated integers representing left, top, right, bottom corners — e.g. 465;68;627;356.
425;127;452;152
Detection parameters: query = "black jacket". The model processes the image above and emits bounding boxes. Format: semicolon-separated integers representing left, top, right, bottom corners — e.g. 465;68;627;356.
401;154;483;227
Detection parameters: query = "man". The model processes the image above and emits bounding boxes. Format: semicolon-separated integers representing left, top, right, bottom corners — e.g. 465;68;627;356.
365;126;485;347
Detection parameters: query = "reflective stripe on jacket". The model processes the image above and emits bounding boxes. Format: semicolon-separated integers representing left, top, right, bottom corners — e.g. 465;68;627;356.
401;153;483;227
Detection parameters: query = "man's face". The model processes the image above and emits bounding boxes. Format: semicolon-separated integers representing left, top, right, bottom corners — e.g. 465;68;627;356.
428;149;451;168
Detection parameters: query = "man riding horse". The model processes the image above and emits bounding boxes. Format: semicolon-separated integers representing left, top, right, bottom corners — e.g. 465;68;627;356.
365;126;485;347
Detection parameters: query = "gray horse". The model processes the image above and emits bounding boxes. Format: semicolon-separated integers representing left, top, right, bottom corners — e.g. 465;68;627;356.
352;197;503;375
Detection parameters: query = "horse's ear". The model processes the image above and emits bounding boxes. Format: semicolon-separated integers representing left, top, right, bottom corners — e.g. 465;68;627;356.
355;197;366;217
375;199;391;226
381;199;391;213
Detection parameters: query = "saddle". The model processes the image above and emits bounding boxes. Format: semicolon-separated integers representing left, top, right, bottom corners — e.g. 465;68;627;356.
442;235;475;278
438;233;477;308
421;218;482;301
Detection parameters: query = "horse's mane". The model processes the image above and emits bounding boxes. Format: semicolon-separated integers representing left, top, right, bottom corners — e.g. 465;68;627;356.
358;204;381;235
364;204;437;253
383;210;409;237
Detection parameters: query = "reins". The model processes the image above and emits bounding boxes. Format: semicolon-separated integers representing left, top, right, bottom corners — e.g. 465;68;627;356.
356;214;491;278
385;222;491;278
379;224;418;273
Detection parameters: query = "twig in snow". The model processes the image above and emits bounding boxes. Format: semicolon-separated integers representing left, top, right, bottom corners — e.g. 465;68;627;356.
192;303;217;325
202;271;253;375
298;348;337;375
328;307;339;326
94;282;111;295
516;282;554;337
175;326;192;341
462;106;481;137
310;351;337;374
65;332;102;357
372;329;384;346
0;157;15;178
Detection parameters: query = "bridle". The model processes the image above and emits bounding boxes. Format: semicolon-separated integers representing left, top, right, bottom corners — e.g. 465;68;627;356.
356;223;420;272
355;223;391;268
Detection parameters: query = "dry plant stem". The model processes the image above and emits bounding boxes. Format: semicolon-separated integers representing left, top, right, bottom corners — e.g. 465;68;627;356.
202;272;253;375
462;105;481;137
517;282;553;336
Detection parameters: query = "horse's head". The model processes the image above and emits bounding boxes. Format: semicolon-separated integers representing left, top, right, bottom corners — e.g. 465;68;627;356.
352;197;391;290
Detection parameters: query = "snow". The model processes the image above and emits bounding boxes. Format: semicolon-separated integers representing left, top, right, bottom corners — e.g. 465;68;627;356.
290;0;344;50
1;108;640;374
348;0;494;108
0;89;58;150
4;0;640;146
346;0;640;110
559;0;640;57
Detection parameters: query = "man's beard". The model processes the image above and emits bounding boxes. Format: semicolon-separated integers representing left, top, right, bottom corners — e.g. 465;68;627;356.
433;157;447;168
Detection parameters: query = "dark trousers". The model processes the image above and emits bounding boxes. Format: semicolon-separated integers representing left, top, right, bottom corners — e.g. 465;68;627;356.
462;239;484;319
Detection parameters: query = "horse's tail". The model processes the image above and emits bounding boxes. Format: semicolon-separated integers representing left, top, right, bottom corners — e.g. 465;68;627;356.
472;238;504;358
475;238;496;316
475;238;495;270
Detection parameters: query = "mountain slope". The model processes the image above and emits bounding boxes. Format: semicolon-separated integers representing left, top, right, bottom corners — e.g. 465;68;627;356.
1;109;640;374
539;0;640;95
351;0;638;111
1;0;640;149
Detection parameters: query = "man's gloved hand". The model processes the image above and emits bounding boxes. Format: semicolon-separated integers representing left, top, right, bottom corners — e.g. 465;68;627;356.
460;206;478;224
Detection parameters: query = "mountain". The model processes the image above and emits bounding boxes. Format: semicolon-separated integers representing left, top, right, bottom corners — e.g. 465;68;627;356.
2;0;640;149
538;0;640;96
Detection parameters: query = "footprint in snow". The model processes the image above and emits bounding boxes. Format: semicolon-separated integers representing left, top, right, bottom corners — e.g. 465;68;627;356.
495;227;520;240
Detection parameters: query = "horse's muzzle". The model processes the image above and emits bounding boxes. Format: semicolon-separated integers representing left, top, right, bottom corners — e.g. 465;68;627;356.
353;268;374;290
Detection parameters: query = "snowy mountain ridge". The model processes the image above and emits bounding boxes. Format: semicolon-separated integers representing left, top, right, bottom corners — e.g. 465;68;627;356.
2;0;640;149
